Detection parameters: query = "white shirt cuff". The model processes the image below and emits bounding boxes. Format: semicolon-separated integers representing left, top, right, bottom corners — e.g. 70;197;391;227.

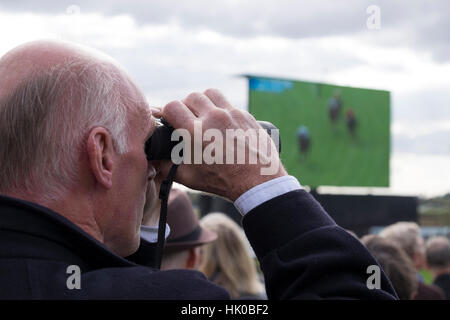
140;224;171;243
234;175;303;215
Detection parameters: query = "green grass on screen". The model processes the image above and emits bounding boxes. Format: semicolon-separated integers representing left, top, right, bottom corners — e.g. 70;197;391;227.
248;76;390;188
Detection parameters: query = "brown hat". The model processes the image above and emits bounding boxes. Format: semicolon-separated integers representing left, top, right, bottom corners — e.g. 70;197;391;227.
164;189;217;253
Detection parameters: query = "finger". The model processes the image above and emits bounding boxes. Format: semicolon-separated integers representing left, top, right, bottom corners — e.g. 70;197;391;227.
182;92;216;117
162;100;196;130
204;88;233;110
150;106;163;118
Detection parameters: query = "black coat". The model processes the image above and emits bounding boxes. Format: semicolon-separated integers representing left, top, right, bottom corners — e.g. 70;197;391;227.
0;190;397;299
0;195;228;299
434;274;450;300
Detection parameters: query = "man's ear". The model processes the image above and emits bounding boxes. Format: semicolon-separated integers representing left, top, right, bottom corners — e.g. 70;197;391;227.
86;127;115;189
185;247;201;270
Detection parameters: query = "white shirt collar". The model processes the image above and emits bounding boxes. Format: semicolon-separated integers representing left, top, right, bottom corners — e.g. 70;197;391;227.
140;224;171;243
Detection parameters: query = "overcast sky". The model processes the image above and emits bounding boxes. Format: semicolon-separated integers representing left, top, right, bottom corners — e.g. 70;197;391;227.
0;0;449;197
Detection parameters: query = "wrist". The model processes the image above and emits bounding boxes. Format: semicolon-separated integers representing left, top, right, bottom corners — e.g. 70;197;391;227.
227;165;288;201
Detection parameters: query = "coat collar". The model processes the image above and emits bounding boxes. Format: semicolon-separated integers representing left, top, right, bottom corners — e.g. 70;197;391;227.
0;195;136;269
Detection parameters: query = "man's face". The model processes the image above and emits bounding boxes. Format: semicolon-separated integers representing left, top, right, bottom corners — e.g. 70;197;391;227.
104;82;156;257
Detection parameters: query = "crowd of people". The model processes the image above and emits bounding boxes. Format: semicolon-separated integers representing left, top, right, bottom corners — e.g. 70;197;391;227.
0;40;448;300
361;222;450;300
160;189;450;300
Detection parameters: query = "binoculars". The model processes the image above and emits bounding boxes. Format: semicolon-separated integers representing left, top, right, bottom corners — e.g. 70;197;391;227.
145;119;281;161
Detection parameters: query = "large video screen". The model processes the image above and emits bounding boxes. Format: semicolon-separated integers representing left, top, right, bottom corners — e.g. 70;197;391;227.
248;76;390;188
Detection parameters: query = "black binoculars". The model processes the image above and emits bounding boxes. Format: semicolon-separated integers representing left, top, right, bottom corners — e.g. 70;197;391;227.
145;119;281;161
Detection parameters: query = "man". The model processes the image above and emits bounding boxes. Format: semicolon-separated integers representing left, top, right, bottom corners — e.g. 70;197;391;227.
160;189;217;271
296;125;311;162
380;222;445;300
345;108;357;139
0;40;396;299
0;40;227;299
426;236;450;299
328;91;342;125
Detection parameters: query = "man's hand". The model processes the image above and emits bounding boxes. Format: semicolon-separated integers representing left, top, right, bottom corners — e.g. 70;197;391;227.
154;89;287;201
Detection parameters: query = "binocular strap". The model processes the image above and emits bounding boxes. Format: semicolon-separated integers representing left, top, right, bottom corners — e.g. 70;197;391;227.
154;164;179;269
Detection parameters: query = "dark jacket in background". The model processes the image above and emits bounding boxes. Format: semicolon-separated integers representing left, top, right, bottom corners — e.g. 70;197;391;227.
433;274;450;300
0;190;397;299
413;282;445;300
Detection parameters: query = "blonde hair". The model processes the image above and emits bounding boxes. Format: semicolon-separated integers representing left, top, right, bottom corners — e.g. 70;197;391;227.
199;213;264;299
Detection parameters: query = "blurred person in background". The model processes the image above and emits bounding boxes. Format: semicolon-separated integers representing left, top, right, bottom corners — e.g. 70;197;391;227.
296;125;311;162
345;108;357;139
361;235;418;299
160;189;217;271
327;91;342;126
425;236;450;299
380;222;445;299
199;213;266;300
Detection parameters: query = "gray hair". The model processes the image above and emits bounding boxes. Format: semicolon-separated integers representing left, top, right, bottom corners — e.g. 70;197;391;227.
379;222;423;260
426;236;450;269
0;59;130;201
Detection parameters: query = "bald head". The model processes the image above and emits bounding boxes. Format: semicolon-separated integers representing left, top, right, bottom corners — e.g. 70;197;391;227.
0;40;155;256
0;40;148;200
0;40;120;98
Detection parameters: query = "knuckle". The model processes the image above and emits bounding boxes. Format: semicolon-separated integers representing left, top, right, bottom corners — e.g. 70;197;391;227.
229;108;244;119
210;108;230;122
185;92;204;105
204;88;220;97
163;100;181;116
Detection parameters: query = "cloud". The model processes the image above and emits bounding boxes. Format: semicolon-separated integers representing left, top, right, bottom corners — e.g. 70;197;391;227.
393;120;450;139
394;130;450;155
0;5;448;195
391;153;450;197
393;87;450;122
1;0;450;62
